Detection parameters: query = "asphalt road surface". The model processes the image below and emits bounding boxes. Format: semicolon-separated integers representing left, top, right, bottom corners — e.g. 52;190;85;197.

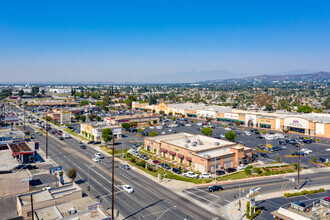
27;125;222;220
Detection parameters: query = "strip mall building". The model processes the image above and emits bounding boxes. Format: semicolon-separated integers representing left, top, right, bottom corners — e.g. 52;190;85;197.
145;133;252;173
132;102;330;137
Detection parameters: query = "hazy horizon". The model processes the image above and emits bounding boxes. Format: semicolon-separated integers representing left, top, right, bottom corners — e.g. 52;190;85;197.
1;1;330;83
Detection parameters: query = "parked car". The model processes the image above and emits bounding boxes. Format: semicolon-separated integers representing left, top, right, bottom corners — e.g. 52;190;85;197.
87;141;95;144
123;185;134;193
260;153;269;158
237;164;248;170
172;167;182;174
139;154;149;160
161;163;171;170
294;201;306;207
152;160;160;165
216;170;226;175
95;153;104;159
303;139;313;144
225;168;237;173
122;165;130;170
93;141;101;145
183;171;199;179
301;148;312;154
278;140;286;145
324;197;330;202
200;173;212;178
80;145;86;149
208;185;223;192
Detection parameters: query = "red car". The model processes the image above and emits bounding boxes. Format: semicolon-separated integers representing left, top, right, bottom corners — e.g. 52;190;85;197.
325;197;330;202
152;160;160;165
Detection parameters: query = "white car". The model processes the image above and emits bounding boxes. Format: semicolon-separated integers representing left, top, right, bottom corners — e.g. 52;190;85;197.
225;127;231;130
326;149;330;152
301;149;312;154
169;129;173;132
149;126;155;129
185;124;192;127
200;173;212;178
237;164;248;170
161;131;166;135
92;157;100;163
220;134;225;138
123;185;134;193
197;122;203;126
183;171;199;179
245;132;251;136
95;153;104;159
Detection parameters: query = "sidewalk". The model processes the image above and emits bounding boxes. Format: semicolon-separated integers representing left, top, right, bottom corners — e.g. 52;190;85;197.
225;184;330;220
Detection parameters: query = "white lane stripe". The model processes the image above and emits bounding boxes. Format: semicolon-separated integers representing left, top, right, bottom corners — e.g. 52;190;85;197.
86;164;122;190
183;189;222;207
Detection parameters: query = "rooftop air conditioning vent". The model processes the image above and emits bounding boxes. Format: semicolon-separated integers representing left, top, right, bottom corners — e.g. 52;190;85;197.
67;208;77;215
198;141;203;145
184;144;189;148
186;139;190;143
214;142;220;146
191;142;197;146
203;154;211;158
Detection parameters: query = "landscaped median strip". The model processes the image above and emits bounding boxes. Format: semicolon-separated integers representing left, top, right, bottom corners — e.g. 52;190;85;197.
284;188;325;198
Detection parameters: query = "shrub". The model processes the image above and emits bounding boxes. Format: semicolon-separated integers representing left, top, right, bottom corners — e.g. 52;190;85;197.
254;167;262;174
244;165;253;175
312;157;318;163
293;162;299;170
130;157;136;163
284;188;325;197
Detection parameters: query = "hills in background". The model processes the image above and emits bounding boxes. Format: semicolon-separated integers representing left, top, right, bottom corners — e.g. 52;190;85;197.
199;71;330;84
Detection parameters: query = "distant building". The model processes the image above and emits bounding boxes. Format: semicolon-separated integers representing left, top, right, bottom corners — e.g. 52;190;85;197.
47;109;71;125
145;133;252;173
104;113;159;126
81;122;122;140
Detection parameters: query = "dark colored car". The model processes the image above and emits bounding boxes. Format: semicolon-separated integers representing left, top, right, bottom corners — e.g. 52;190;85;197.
319;158;326;163
208;185;223;192
235;132;241;135
295;201;306;207
257;136;265;139
172;167;182;174
87;141;95;144
278;141;286;145
161;163;171;170
140;154;149;160
254;131;260;135
216;170;226;175
93;141;101;145
122;165;130;170
303;139;313;144
80;145;86;149
59;137;64;140
260;153;269;158
153;160;160;165
225;168;237;173
25;164;38;170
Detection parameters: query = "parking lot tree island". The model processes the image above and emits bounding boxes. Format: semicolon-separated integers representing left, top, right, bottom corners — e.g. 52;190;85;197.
201;127;213;136
225;131;237;142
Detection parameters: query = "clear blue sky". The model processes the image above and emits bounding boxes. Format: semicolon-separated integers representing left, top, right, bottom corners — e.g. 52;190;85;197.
0;0;329;83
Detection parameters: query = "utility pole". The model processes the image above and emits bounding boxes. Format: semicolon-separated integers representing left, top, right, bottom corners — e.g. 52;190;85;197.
45;112;48;159
30;194;34;220
111;136;115;219
23;102;26;131
297;143;301;189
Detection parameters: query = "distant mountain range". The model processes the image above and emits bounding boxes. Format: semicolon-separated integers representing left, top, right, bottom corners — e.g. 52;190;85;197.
201;71;330;84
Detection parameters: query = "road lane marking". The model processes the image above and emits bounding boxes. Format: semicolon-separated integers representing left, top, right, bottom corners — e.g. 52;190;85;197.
182;189;222;207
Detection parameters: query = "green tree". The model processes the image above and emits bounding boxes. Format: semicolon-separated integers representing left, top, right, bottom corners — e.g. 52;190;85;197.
201;127;213;136
102;128;113;144
170;117;177;121
45;116;52;121
149;131;158;137
265;104;273;111
322;97;330;109
297;105;313;113
80;115;86;122
88;114;93;121
67;167;77;183
137;128;144;133
80;100;89;106
225;131;237;142
32;86;39;95
121;122;131;129
96;116;102;121
75;115;81;120
168;112;173;116
18;90;24;97
234;121;241;126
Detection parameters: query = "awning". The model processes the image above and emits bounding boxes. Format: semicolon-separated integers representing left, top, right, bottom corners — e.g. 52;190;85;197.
186;157;192;161
177;154;184;158
160;148;168;153
169;151;176;156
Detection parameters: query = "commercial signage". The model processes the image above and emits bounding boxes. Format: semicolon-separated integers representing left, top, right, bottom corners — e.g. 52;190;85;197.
87;203;100;210
49;166;62;174
224;113;238;120
4;116;19;123
284;117;309;129
246;191;259;199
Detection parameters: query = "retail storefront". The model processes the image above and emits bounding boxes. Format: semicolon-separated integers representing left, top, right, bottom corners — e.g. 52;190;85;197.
283;117;310;134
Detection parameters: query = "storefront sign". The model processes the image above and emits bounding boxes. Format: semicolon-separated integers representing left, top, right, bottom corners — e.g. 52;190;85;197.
224;113;238;120
284;117;309;129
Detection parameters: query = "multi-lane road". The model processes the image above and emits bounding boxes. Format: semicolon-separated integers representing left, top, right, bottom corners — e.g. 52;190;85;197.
26;124;221;220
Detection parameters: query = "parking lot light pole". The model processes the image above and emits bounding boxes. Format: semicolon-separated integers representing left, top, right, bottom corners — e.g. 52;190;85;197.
297;143;301;189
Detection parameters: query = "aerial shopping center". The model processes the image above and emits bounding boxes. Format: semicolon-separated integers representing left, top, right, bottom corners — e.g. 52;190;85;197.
132;102;330;138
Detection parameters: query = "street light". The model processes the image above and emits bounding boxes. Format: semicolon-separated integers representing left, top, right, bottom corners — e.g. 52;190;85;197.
87;164;94;192
156;206;176;220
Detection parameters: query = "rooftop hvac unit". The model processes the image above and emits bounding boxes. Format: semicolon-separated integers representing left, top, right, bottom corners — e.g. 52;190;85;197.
198;141;203;145
191;142;197;146
214;142;220;146
184;144;189;148
203;154;211;158
186;139;190;143
67;208;77;215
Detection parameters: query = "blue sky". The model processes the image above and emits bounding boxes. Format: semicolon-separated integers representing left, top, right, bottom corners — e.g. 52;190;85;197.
0;0;329;83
